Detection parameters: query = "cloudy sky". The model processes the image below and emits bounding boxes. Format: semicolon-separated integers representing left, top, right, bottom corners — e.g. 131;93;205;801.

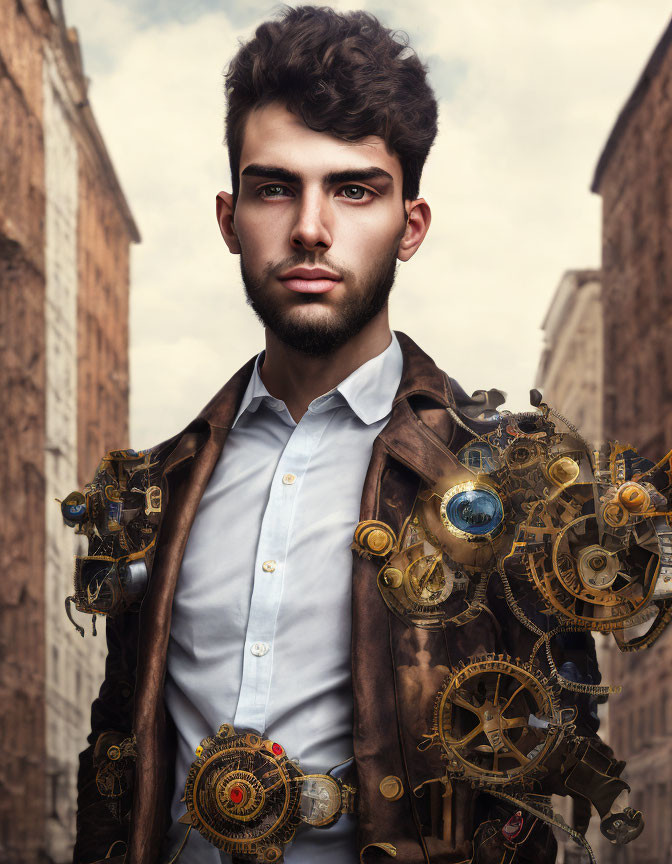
62;0;671;449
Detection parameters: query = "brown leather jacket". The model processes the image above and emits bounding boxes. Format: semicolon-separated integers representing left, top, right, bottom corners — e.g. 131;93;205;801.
75;332;601;864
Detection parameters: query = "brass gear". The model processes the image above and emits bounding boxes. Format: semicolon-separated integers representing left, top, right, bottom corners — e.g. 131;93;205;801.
184;728;303;858
429;654;566;787
503;437;547;472
524;513;661;631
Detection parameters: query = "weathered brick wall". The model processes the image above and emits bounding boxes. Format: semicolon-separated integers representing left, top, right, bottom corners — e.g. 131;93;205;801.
77;160;130;484
597;33;672;458
1;3;137;862
0;0;49;861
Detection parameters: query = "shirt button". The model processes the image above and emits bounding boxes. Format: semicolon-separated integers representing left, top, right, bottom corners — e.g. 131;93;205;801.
262;560;277;573
250;642;270;657
282;473;296;485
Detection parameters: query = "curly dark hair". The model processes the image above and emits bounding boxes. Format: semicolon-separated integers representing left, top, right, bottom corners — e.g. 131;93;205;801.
224;5;438;203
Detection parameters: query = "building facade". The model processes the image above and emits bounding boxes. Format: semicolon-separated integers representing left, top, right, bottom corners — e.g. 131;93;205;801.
0;1;138;861
536;268;603;449
593;19;672;461
590;16;672;864
537;17;672;864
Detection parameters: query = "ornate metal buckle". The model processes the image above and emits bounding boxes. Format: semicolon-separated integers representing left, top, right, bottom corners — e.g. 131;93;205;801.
180;724;356;863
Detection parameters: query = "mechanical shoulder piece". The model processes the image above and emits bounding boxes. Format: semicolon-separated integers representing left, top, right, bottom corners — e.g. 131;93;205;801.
357;400;672;652
354;391;672;862
61;448;163;636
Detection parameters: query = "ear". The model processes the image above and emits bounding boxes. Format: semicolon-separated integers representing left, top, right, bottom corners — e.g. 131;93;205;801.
216;191;241;254
397;198;431;262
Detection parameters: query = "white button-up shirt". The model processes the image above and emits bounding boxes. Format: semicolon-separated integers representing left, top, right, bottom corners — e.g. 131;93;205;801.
165;333;403;863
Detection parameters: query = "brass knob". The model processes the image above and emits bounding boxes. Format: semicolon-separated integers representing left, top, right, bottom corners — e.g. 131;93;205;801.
618;482;650;513
379;775;404;801
368;529;389;553
353;521;396;557
547;456;580;486
381;567;403;589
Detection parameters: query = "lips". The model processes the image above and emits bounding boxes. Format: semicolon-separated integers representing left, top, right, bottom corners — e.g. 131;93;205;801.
277;267;341;294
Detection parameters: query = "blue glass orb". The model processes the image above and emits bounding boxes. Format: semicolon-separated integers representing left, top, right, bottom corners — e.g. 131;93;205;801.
61;492;87;526
444;489;503;536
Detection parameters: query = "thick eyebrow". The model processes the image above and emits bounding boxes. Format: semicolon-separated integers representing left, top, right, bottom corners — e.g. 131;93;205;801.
240;164;394;186
324;167;394;185
241;164;301;184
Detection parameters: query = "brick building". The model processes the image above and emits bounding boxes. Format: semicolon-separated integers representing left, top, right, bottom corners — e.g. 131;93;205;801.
590;16;672;864
593;18;672;459
538;16;672;864
0;1;138;862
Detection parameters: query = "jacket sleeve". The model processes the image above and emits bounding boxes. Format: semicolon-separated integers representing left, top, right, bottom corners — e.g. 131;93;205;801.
74;608;140;864
70;436;190;862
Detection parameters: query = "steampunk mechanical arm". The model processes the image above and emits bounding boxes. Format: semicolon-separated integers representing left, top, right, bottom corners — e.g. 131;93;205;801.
353;391;672;863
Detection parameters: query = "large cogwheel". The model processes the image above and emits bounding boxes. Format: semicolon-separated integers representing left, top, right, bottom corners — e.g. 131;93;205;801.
184;726;303;861
427;654;569;788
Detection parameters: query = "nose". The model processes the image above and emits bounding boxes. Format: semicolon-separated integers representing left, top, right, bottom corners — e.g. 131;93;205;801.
289;190;332;252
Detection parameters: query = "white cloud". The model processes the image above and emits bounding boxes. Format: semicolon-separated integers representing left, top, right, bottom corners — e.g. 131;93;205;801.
62;0;671;446
382;0;671;410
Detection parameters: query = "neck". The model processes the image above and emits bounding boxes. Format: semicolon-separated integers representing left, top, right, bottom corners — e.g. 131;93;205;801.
259;308;392;422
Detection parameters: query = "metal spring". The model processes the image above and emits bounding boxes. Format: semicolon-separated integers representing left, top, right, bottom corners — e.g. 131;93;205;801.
497;562;618;696
544;405;597;472
445;405;493;445
617;602;672;652
543;634;618;697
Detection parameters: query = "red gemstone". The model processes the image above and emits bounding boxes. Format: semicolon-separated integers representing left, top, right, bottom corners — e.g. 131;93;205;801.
271;743;283;755
501;810;524;840
229;786;244;803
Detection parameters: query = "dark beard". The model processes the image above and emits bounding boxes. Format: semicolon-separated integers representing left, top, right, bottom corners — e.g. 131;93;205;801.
240;249;399;357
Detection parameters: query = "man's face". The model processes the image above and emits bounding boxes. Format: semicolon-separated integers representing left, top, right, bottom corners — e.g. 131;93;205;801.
219;102;413;355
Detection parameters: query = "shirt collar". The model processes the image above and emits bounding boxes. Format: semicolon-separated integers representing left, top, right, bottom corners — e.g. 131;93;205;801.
232;332;403;428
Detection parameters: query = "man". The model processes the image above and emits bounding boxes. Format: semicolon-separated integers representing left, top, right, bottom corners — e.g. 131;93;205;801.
72;6;603;864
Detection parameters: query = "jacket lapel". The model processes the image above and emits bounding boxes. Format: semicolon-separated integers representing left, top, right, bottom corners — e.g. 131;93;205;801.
128;356;256;864
378;399;463;488
352;332;465;863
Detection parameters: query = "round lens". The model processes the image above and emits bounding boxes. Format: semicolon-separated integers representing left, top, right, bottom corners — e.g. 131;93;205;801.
445;489;503;536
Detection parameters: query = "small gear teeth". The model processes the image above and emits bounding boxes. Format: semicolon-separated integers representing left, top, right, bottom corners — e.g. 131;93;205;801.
427;653;563;787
